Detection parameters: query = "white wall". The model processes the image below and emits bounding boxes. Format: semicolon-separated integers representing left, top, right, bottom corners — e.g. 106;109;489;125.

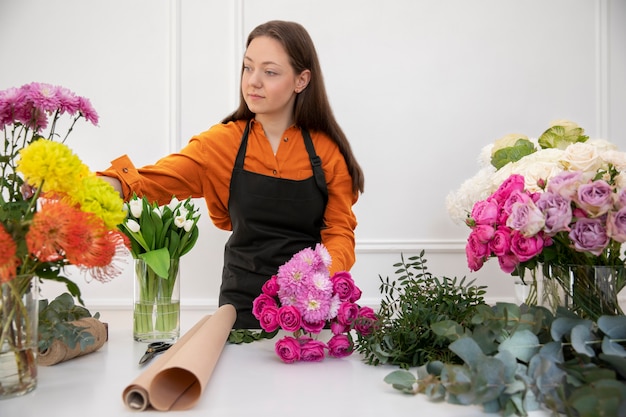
1;0;624;311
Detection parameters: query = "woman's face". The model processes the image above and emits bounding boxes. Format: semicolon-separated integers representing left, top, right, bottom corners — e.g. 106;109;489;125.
241;36;309;124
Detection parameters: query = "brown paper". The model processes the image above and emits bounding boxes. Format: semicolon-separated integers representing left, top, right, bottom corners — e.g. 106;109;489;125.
38;317;108;366
122;304;236;411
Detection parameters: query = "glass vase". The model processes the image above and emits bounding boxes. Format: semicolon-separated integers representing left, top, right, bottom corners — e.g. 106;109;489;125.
133;259;180;342
545;265;625;321
0;275;38;400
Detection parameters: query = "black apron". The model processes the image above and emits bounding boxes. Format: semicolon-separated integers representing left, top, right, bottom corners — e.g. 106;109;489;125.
219;122;328;328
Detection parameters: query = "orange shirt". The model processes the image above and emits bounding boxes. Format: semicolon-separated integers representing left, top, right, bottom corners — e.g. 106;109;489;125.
99;120;358;273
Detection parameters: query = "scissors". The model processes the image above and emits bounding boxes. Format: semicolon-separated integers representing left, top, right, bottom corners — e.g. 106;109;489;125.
139;341;172;365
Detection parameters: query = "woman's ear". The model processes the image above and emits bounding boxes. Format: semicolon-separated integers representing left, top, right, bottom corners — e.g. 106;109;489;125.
295;70;311;93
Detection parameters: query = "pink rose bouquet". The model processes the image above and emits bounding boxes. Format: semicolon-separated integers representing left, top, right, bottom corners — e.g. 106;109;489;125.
252;244;376;363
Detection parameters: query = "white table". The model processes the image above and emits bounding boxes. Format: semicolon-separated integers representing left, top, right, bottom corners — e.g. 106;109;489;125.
1;310;550;417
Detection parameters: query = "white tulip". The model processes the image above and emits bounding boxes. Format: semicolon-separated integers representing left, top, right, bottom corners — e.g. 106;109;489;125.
126;219;141;233
129;199;143;218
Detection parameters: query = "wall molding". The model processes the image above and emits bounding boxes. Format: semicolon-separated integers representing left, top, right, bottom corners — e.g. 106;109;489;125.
355;239;466;254
596;0;610;138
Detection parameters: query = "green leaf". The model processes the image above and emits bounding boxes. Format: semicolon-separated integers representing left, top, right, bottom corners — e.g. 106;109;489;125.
449;337;485;366
139;247;171;278
384;370;416;393
498;330;539;363
490;138;536;170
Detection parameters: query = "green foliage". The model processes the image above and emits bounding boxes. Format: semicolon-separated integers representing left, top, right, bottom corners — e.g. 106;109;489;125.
384;303;626;416
490;138;537;170
354;251;487;368
227;329;278;344
38;293;99;352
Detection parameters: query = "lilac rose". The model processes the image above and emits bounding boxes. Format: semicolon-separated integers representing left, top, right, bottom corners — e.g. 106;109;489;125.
547;170;585;199
506;199;545;237
536;192;572;235
607;207;626;243
569;217;609;255
575;180;614;217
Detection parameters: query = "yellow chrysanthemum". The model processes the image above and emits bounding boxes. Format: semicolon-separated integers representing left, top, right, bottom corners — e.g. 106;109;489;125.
73;175;127;229
17;140;89;194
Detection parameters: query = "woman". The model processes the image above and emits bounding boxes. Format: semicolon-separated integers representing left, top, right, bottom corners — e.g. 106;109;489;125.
99;20;364;328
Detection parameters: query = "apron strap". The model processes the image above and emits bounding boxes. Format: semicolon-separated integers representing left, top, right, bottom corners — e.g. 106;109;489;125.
302;128;329;206
234;121;328;205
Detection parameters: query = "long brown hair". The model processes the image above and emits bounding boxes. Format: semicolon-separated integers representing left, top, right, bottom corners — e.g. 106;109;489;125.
222;20;364;195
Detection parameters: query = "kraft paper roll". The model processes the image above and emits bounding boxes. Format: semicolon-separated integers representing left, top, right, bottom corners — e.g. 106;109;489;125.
122;304;236;411
38;317;108;366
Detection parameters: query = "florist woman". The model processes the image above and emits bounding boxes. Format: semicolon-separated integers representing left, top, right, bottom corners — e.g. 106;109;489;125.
99;20;364;328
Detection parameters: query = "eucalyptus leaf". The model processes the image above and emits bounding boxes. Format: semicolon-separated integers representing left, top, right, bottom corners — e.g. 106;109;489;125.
384;370;416;393
601;337;626;357
498;329;539;363
598;354;626;379
598;315;626;339
449;337;485;366
571;322;597;357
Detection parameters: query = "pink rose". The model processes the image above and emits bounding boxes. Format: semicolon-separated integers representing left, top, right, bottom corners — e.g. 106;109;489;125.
489;226;512;257
354;306;378;336
301;319;325;334
575;180;614;218
252;294;277;320
510;231;544;262
262;275;280;297
466;232;490;271
569;218;609;256
277;305;302;332
331;271;356;301
490;174;525;204
275;336;301;363
470;199;499;225
472;224;496;243
336;302;359;326
299;338;327;362
497;252;519;274
327;334;353;358
349;285;362;303
608;207;626;243
330;321;348;335
258;305;280;332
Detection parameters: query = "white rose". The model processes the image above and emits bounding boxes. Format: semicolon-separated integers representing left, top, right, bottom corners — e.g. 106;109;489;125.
560;142;602;172
600;150;626;171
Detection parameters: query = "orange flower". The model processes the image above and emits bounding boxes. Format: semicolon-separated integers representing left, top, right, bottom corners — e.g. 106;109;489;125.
0;225;20;283
26;199;79;262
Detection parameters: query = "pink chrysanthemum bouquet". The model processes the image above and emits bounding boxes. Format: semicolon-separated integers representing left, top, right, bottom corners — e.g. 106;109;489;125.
252;244;377;363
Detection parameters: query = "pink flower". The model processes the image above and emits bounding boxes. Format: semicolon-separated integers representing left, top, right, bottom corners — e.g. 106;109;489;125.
330;321;349;335
470;199;499;225
607;207;626;243
327;334;353;358
78;96;99;125
277;305;302;332
510;231;545;262
569;218;609;256
489;226;512;256
331;271;356;301
301;319;325;334
349;284;362;303
354;306;378;336
299;338;327;362
490;174;525;204
258;305;280;332
252;293;277;320
497;252;519;274
472;224;496;243
466;231;490;271
262;275;280;296
336;302;359;326
575;180;614;218
275;336;301;363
